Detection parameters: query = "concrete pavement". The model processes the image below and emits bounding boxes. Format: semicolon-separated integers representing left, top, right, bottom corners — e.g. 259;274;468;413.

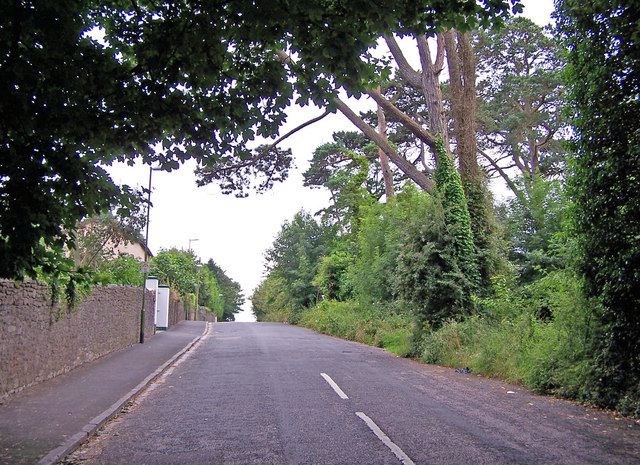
0;320;208;465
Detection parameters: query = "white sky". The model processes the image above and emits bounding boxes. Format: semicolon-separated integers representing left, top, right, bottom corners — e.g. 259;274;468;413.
107;0;554;322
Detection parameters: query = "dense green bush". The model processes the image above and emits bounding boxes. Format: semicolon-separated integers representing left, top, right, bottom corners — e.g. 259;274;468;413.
464;178;506;291
350;185;477;334
251;273;295;322
312;244;355;301
348;200;400;306
92;254;144;286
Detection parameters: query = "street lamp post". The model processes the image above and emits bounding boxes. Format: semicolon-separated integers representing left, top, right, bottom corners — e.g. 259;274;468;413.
194;264;202;321
140;166;162;344
194;283;200;321
188;238;199;252
187;239;200;321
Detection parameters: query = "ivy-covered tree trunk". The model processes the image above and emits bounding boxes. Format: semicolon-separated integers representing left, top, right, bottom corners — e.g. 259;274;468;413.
384;29;490;289
433;138;478;287
557;0;640;415
445;29;501;288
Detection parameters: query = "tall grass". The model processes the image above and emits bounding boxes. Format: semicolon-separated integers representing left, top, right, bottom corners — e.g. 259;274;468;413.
419;270;599;399
297;300;413;357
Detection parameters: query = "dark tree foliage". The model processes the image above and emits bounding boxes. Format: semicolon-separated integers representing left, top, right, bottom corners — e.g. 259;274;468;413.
196;145;293;197
556;0;640;414
206;259;244;322
0;1;145;279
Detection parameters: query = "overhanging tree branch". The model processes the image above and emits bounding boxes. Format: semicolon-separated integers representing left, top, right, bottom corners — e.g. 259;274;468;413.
332;97;434;193
271;110;331;147
275;49;434;193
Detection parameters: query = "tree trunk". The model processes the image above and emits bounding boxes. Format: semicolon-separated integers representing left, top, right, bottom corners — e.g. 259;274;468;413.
417;33;450;162
376;91;395;199
444;29;480;186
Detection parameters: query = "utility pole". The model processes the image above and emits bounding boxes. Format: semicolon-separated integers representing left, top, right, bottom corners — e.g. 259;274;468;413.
140;166;162;343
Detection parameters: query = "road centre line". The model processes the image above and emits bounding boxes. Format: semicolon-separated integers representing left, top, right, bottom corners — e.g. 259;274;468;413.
320;373;349;400
319;373;414;464
356;412;416;465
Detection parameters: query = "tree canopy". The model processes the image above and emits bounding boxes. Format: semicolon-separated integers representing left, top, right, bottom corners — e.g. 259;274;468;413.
1;1;141;279
264;211;331;310
206;259;245;321
151;248;199;298
1;0;522;281
474;16;568;198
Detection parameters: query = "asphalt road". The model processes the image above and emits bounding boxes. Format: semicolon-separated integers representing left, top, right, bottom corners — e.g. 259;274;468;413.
67;322;640;464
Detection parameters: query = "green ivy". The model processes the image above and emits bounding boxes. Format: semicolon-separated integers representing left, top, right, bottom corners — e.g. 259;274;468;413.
557;0;640;416
433;138;479;287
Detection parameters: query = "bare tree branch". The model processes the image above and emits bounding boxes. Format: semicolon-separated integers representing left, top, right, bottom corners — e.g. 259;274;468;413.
478;149;523;200
535;122;556;150
434;33;446;74
367;87;438;150
384;35;422;89
333;97;434;193
271;110;330;147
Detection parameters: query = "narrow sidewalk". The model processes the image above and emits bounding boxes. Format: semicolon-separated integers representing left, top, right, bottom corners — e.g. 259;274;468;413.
0;320;208;465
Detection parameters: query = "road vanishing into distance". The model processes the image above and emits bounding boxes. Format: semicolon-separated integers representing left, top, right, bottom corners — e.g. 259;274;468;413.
68;322;640;464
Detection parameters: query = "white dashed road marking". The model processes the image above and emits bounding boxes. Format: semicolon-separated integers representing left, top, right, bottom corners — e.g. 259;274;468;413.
356;411;416;465
320;373;415;465
320;373;349;400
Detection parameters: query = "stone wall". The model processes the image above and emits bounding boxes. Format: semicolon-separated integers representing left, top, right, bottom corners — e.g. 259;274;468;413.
0;280;156;399
195;307;218;323
187;305;218;323
168;292;185;328
167;296;216;326
164;291;217;325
